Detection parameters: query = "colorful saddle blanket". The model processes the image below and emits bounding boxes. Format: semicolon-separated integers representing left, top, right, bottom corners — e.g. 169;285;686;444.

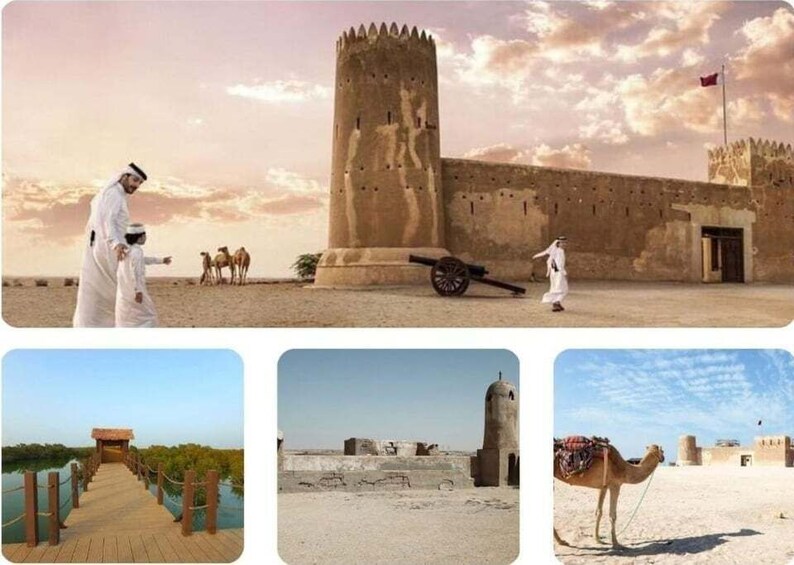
554;436;610;478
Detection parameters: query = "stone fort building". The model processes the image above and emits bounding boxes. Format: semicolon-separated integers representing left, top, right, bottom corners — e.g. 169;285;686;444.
677;434;794;467
278;374;519;491
315;23;794;287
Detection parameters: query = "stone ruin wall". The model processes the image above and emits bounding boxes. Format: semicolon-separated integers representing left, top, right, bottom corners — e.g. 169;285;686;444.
441;158;758;281
278;454;475;493
343;437;438;456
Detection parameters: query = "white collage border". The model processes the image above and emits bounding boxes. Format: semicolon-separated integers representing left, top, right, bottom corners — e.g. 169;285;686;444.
1;323;791;564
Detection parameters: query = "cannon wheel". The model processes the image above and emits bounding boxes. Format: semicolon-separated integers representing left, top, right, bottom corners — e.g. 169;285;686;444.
430;256;470;296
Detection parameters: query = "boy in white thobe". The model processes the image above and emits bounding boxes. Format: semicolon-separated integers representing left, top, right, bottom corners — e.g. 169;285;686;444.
73;163;147;327
115;224;172;327
533;237;568;312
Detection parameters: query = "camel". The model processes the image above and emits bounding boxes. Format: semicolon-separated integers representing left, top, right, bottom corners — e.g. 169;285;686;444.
553;441;664;548
232;247;251;285
214;246;235;285
199;252;215;286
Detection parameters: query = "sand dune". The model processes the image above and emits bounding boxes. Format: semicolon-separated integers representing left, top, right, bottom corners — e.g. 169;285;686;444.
554;466;794;564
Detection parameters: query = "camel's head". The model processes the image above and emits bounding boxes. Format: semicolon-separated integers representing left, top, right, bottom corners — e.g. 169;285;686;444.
200;252;207;256
218;246;229;253
646;444;665;464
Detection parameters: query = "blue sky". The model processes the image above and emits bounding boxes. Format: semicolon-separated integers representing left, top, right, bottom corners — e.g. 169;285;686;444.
555;350;794;460
278;350;519;451
2;350;243;448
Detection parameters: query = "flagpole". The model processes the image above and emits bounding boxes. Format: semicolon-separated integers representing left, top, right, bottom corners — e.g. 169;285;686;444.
721;63;727;146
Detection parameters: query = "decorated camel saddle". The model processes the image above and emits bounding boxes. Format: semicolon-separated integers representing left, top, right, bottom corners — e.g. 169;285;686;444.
554;435;611;479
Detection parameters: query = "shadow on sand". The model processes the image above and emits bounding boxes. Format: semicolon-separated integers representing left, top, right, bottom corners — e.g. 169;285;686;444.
561;528;762;557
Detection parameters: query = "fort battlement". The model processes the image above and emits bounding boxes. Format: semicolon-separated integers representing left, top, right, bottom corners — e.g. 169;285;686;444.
708;138;794;163
337;22;436;57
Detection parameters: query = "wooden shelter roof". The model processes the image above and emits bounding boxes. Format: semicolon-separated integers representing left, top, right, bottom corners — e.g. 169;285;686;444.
91;428;135;440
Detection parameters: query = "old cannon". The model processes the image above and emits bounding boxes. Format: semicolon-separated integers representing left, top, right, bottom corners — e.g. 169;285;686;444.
408;255;526;297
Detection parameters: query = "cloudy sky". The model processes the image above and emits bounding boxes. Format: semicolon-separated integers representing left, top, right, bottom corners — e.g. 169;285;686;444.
3;1;792;277
555;350;794;460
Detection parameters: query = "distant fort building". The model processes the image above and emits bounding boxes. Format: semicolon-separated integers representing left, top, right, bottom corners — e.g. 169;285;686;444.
676;434;793;467
315;23;794;287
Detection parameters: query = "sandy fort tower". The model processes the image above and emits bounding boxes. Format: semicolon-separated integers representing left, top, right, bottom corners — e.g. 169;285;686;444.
477;373;519;486
677;434;699;466
315;23;450;286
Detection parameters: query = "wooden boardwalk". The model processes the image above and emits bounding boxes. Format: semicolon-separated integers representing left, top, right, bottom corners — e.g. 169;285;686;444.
2;463;243;563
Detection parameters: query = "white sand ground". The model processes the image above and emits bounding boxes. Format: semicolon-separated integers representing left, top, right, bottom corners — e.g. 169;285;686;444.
554;466;794;564
3;279;793;327
278;488;519;565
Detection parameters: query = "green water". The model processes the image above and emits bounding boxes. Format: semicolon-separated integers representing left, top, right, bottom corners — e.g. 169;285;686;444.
1;459;78;544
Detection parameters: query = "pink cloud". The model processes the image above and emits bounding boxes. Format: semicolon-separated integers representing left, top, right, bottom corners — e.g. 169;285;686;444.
3;171;328;243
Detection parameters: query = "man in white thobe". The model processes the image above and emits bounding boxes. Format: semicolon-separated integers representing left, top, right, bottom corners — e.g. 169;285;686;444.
533;236;568;312
72;163;147;327
115;223;172;327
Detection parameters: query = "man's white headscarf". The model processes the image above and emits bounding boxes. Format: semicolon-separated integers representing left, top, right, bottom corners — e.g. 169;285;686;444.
101;163;147;192
533;237;567;276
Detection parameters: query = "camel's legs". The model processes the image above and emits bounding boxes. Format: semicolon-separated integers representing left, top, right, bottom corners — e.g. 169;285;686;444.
594;486;607;544
553;528;570;546
608;484;623;548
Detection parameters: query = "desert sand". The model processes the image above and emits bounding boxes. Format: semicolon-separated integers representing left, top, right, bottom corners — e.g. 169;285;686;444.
554;466;794;564
2;278;793;327
278;487;519;565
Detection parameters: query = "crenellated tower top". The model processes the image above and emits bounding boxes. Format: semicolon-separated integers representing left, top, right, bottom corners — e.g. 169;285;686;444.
708;137;794;187
336;22;436;60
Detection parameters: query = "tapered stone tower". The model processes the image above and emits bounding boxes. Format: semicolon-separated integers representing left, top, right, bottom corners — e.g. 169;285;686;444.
477;373;519;486
315;23;450;286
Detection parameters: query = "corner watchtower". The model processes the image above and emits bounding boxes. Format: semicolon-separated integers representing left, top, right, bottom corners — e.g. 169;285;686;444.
315;23;450;286
477;373;519;486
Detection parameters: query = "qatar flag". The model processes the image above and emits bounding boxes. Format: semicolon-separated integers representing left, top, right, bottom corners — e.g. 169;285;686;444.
700;72;719;87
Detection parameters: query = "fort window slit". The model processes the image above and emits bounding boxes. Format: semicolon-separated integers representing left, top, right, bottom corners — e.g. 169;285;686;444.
356;116;360;130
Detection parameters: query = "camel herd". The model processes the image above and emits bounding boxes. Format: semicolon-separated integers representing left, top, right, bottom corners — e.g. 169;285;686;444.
200;246;251;285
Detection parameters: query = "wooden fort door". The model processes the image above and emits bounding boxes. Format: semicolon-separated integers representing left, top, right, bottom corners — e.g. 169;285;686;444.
702;227;744;283
721;238;743;282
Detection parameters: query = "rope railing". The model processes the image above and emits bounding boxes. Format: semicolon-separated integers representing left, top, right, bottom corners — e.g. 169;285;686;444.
1;457;95;547
219;481;244;490
2;485;26;495
2;513;26;528
59;494;73;512
162;473;184;486
124;453;240;537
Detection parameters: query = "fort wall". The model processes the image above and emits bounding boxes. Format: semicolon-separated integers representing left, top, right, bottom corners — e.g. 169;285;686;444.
442;158;759;281
754;436;792;467
278;455;475;492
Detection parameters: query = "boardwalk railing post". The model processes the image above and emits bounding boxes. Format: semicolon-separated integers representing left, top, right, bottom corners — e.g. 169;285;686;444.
206;470;219;535
82;460;89;492
157;463;164;505
24;471;39;547
48;472;60;546
182;470;195;536
137;456;143;482
71;463;80;509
